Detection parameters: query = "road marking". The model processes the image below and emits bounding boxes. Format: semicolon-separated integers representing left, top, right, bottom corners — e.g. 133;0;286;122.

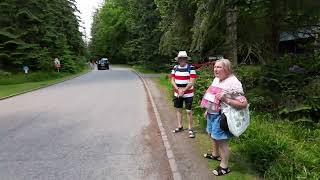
132;70;182;180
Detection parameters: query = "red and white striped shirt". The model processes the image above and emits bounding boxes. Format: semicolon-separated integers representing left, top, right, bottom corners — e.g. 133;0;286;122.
171;64;197;98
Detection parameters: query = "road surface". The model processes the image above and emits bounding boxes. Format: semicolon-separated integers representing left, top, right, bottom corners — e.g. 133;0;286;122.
0;67;172;180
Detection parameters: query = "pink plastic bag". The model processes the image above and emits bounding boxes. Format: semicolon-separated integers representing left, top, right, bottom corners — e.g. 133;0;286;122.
200;86;222;112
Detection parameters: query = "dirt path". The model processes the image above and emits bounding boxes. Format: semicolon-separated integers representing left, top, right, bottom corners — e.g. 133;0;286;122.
145;77;214;180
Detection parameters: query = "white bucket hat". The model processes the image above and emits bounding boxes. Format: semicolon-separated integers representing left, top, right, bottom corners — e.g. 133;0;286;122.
174;51;191;61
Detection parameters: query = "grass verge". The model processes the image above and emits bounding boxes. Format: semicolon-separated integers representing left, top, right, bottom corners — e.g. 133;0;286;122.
158;74;320;179
0;69;89;99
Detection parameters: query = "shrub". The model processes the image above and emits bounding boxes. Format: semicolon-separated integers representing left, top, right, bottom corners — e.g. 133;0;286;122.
0;70;12;77
193;66;214;129
259;55;319;123
234;65;273;111
231;55;320;123
234;113;320;179
234;65;262;91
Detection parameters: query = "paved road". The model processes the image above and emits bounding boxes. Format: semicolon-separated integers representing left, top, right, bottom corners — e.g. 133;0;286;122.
0;67;171;180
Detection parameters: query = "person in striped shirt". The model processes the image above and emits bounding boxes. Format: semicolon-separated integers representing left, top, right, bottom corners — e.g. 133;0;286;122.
171;51;197;138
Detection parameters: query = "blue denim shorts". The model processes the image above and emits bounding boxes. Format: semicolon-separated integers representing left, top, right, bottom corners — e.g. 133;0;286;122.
206;113;233;140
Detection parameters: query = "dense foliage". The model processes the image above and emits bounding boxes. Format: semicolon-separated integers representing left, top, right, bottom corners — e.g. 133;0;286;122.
90;0;320;66
235;55;320;123
0;0;86;73
89;0;170;71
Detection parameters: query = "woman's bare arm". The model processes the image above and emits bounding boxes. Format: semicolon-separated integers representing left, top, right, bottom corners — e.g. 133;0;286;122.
217;93;248;109
225;97;248;109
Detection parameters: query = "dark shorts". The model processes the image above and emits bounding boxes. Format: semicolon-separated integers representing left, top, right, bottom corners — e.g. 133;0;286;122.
173;97;193;110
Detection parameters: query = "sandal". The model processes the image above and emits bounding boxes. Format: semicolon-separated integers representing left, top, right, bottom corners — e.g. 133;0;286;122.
172;127;183;133
212;166;231;176
203;153;221;161
188;129;195;138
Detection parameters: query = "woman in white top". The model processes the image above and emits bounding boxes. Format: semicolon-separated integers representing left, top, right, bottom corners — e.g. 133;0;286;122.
202;59;248;176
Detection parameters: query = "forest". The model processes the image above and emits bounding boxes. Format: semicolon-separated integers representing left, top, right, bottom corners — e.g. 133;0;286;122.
0;0;86;73
89;0;319;67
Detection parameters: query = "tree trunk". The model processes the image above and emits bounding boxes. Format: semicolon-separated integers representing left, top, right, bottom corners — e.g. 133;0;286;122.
265;0;282;61
226;5;237;65
315;26;320;54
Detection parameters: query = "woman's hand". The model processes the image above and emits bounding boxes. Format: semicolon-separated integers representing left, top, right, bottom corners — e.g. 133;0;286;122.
216;92;227;102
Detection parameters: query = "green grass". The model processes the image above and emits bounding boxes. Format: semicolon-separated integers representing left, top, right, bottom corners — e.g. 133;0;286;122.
234;114;320;179
0;69;89;98
0;72;65;85
158;74;320;179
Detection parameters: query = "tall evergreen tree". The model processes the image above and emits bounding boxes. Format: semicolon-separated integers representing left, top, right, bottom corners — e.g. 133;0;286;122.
0;0;85;72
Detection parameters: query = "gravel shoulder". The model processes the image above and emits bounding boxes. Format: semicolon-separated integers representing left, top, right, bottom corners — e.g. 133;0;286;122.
144;77;214;180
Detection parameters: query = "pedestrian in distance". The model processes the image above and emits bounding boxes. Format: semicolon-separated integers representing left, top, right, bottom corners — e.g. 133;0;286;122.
89;59;95;70
202;58;248;176
171;51;197;138
23;65;29;74
54;58;61;72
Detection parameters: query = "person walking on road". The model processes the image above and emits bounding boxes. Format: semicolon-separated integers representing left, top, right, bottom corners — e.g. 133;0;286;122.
202;59;248;176
54;58;61;72
89;59;95;70
171;51;197;138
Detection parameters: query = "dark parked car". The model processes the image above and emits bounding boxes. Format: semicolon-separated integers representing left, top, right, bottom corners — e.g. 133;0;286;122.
97;58;109;70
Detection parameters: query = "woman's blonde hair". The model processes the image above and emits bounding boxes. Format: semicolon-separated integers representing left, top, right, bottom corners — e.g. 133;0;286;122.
215;58;233;74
